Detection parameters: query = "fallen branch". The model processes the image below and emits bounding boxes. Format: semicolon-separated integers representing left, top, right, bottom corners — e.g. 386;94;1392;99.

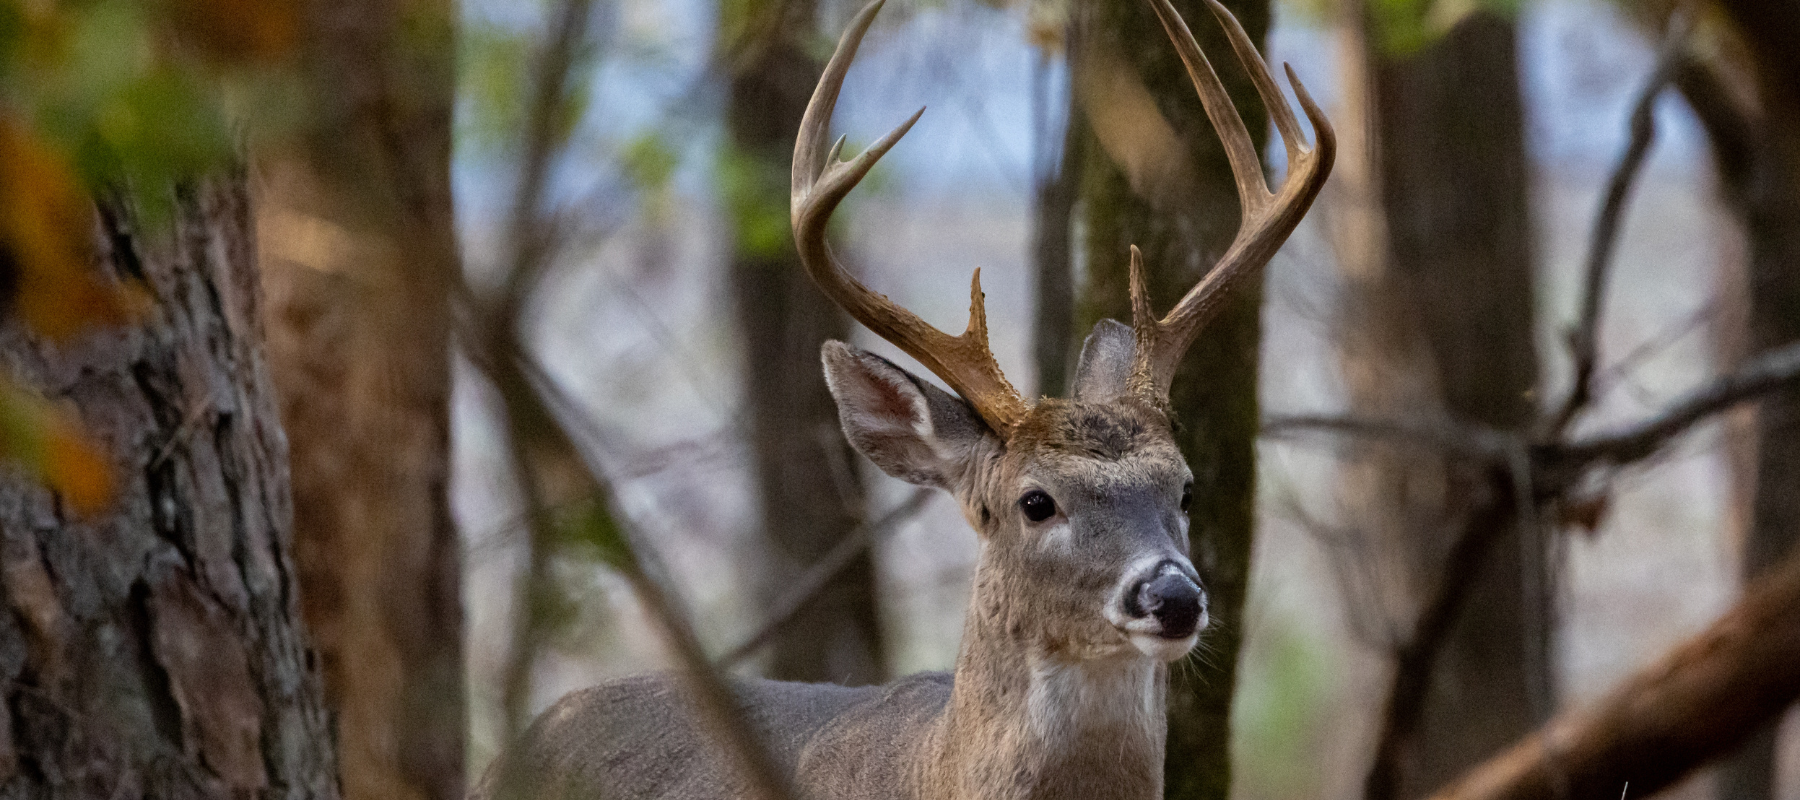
1429;546;1800;800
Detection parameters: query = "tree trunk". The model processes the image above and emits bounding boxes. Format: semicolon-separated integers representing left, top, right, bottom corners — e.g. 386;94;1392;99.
255;2;464;799
1350;12;1546;800
1675;28;1800;800
723;0;882;685
1068;0;1269;795
0;178;339;798
1031;54;1083;397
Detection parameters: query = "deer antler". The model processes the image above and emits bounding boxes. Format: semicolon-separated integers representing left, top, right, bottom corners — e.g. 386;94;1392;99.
792;0;1030;433
1127;0;1336;404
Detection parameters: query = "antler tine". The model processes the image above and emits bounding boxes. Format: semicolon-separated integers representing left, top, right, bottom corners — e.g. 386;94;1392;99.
793;0;1030;432
1144;0;1269;213
1127;0;1337;403
1203;0;1305;167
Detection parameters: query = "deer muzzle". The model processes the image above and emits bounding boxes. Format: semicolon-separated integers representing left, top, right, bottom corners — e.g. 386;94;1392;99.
1112;559;1207;660
1129;570;1206;639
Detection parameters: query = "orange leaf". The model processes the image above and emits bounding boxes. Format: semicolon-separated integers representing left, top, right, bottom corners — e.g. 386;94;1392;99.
42;420;115;515
0;379;116;516
0;119;143;340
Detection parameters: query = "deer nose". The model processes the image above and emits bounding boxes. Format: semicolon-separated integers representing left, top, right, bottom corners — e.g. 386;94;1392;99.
1126;570;1206;639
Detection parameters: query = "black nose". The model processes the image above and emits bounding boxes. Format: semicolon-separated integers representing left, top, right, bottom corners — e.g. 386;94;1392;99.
1128;572;1205;639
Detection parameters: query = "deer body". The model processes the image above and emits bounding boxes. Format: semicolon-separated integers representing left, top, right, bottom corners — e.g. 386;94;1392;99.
496;660;1161;800
488;394;1191;800
477;0;1332;796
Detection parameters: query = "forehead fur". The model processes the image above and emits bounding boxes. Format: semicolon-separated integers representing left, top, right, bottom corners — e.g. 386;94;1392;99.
1007;398;1174;460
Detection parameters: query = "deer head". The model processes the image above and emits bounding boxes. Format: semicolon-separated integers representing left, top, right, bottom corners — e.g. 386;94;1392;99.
793;0;1334;665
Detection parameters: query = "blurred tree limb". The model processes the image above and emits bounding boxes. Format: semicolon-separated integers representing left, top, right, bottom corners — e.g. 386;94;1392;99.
718;488;933;670
1262;13;1800;797
1547;8;1691;436
463;1;792;799
1675;4;1800;794
1427;544;1800;800
721;0;883;686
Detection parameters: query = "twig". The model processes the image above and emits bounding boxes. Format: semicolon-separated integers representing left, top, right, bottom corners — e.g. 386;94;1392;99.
493;0;597;751
1548;7;1693;435
1556;337;1800;470
718;489;935;669
493;0;592;330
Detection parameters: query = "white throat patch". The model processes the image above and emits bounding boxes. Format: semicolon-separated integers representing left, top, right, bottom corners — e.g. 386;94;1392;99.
1024;654;1161;751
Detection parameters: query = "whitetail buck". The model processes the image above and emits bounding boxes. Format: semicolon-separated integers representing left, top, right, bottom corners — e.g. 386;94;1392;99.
478;0;1331;796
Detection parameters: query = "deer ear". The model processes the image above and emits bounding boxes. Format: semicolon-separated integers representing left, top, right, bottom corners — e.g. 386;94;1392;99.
1072;319;1135;402
822;341;991;490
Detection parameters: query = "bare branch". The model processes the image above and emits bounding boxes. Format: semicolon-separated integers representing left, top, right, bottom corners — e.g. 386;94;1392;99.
1556;337;1800;470
1549;9;1693;434
495;0;595;331
467;2;795;798
1428;546;1800;800
718;489;935;670
476;339;798;800
489;0;598;751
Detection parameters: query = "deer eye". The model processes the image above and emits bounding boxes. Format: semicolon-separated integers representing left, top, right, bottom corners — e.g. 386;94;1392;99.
1019;490;1057;523
1180;482;1193;512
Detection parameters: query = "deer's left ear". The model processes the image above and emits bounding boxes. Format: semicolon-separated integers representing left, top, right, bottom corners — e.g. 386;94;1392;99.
822;341;993;491
1072;319;1135;403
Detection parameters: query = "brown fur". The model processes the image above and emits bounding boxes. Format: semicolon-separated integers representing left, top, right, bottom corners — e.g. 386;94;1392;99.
474;350;1202;800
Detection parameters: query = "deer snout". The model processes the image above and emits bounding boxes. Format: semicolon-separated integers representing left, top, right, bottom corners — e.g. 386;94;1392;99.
1128;572;1205;639
1110;560;1208;660
1125;565;1206;640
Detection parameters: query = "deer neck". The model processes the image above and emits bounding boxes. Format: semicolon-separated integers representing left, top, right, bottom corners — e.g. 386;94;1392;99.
922;560;1168;800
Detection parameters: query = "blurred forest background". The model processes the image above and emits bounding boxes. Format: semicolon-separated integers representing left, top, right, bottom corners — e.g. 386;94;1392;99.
1;0;1800;798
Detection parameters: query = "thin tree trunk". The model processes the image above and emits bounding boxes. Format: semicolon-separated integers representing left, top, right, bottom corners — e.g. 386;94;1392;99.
1676;34;1800;800
1031;52;1083;397
724;0;882;685
1354;12;1546;800
256;2;464;798
1069;0;1269;795
0;178;339;798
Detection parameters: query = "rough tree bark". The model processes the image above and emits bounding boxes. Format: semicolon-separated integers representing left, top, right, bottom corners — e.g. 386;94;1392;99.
255;2;464;798
1349;13;1547;800
1068;0;1268;795
0;179;339;798
723;0;881;684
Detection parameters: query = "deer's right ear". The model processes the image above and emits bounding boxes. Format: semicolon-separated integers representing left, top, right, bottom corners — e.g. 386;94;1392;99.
822;341;992;490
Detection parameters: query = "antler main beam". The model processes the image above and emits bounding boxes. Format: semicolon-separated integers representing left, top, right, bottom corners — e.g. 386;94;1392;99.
1128;0;1337;403
792;0;1029;433
793;0;1333;426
